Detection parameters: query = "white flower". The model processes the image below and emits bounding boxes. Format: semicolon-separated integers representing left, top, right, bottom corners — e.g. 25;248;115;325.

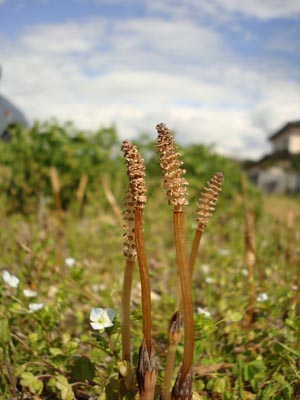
28;303;44;313
218;248;230;256
65;257;76;267
23;288;37;298
90;308;115;330
241;268;248;276
197;307;211;318
202;264;210;274
2;270;19;288
256;293;268;302
205;276;213;284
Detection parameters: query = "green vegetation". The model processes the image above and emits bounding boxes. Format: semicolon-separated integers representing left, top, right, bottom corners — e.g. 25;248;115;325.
0;122;299;399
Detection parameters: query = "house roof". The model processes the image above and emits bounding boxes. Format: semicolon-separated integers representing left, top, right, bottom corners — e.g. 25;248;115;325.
269;121;300;142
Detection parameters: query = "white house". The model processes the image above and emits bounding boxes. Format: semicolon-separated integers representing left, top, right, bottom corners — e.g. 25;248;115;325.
269;121;300;154
247;120;300;194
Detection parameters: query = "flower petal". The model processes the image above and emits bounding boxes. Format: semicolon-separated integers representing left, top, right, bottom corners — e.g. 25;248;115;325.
90;308;104;322
2;270;20;288
257;293;268;302
65;257;76;267
105;308;115;322
90;321;105;330
23;289;37;298
29;303;44;313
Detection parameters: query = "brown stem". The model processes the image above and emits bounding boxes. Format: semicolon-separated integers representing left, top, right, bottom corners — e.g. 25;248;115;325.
102;176;123;224
173;210;194;383
244;212;256;326
121;259;135;361
76;173;88;217
135;207;152;354
189;228;203;277
49;166;64;266
295;257;300;317
136;339;157;400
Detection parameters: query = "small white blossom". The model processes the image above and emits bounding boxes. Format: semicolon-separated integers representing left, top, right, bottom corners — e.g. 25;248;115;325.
65;257;76;267
292;285;298;291
23;289;37;298
90;308;115;330
28;303;45;313
241;268;248;276
218;248;230;256
205;276;213;284
2;270;19;288
91;283;107;292
256;293;268;302
197;307;211;318
201;264;210;274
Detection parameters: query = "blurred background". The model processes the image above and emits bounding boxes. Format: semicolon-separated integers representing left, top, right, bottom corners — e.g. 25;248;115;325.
0;0;299;160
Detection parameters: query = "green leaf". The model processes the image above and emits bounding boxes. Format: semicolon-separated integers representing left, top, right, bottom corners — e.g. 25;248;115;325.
56;375;75;400
214;377;226;393
50;347;64;356
68;356;96;382
20;372;43;395
117;360;136;390
227;311;243;322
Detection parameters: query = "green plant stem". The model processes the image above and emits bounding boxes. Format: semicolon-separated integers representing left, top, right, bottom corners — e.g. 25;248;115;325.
135;207;152;354
161;311;182;400
163;344;177;400
121;259;135;361
173;210;194;383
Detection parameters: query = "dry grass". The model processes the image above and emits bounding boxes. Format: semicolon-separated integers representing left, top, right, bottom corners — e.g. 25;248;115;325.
264;194;300;222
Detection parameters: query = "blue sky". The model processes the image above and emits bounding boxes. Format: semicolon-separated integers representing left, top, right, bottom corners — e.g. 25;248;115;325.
0;0;299;159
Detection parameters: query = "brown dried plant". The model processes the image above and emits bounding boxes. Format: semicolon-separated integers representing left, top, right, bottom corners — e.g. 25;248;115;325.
241;175;257;327
161;171;223;400
294;256;300;318
119;188;137;397
121;140;157;400
121;127;223;399
190;172;224;276
156;123;194;399
244;211;256;326
49;166;64;266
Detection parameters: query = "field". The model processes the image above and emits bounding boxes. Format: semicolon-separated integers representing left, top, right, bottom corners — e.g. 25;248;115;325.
1;122;300;399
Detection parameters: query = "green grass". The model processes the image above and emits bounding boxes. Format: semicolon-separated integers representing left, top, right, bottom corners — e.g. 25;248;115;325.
0;122;299;399
1;188;300;399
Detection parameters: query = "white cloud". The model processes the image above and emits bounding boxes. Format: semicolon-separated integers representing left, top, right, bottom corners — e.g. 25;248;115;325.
0;13;299;159
213;0;300;20
147;0;300;21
